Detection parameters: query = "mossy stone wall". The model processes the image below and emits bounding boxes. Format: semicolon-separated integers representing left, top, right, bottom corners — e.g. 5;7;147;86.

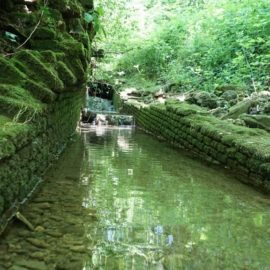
0;0;94;229
121;100;270;193
0;92;83;219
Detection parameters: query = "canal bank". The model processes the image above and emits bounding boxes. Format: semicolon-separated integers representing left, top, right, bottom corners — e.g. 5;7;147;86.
0;0;94;230
117;96;270;193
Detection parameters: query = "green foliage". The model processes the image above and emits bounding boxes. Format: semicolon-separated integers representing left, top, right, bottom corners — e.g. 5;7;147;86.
112;0;270;93
84;6;105;36
118;20;186;79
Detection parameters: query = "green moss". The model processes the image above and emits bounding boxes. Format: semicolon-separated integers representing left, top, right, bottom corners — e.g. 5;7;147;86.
0;56;26;84
79;0;94;9
203;121;270;159
13;50;64;92
77;32;91;51
40;51;79;88
60;39;85;61
0;0;92;221
0;136;16;160
0;122;34;160
0;115;11;126
0;84;43;117
223;99;253;119
30;39;63;51
24;79;56;103
68;18;85;33
7;12;39;35
56;61;77;86
0;195;4;216
40;50;58;64
41;7;63;23
32;27;57;40
64;58;86;83
259;163;270;177
165;101;208;116
30;38;88;80
240;114;270;132
0;54;56;104
49;0;83;15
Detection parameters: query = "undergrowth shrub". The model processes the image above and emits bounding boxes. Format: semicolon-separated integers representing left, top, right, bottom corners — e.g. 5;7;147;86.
117;0;270;93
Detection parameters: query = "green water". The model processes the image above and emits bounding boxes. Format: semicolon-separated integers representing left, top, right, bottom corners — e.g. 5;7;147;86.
1;128;270;270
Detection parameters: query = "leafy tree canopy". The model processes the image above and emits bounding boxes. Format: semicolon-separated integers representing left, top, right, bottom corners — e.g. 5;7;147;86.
93;0;270;94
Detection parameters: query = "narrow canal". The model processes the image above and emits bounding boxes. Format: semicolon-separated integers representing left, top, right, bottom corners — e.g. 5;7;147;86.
0;127;270;270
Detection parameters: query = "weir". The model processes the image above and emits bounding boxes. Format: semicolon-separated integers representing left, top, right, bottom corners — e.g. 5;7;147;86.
80;82;134;127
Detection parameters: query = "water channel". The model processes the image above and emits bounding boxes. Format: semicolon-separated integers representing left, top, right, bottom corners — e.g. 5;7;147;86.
0;127;270;270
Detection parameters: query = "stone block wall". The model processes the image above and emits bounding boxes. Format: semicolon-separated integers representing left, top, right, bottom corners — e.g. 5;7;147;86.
122;100;270;193
0;92;83;223
0;0;94;231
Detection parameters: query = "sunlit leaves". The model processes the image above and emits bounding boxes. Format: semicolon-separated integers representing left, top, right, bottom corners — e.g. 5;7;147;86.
84;6;106;37
115;0;270;92
96;6;105;16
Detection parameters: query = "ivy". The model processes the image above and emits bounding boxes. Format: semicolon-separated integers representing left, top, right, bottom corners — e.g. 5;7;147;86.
84;6;106;37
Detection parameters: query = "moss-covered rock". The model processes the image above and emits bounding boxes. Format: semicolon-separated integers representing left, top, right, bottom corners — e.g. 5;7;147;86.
165;100;208;116
0;56;26;84
0;84;43;117
49;0;84;17
56;61;77;87
13;50;64;92
32;27;57;40
223;99;253;119
24;79;56;103
240;114;270;132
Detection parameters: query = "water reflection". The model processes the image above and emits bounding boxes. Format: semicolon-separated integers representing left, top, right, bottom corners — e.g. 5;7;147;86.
0;128;269;270
81;128;270;270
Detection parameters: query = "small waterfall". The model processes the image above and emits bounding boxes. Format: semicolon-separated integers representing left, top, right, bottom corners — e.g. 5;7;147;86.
80;83;134;128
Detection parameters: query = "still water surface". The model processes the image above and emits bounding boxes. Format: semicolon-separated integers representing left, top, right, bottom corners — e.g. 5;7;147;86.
0;127;270;270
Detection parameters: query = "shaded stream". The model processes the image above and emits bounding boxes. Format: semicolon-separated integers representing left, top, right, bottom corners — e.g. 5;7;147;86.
0;127;270;270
